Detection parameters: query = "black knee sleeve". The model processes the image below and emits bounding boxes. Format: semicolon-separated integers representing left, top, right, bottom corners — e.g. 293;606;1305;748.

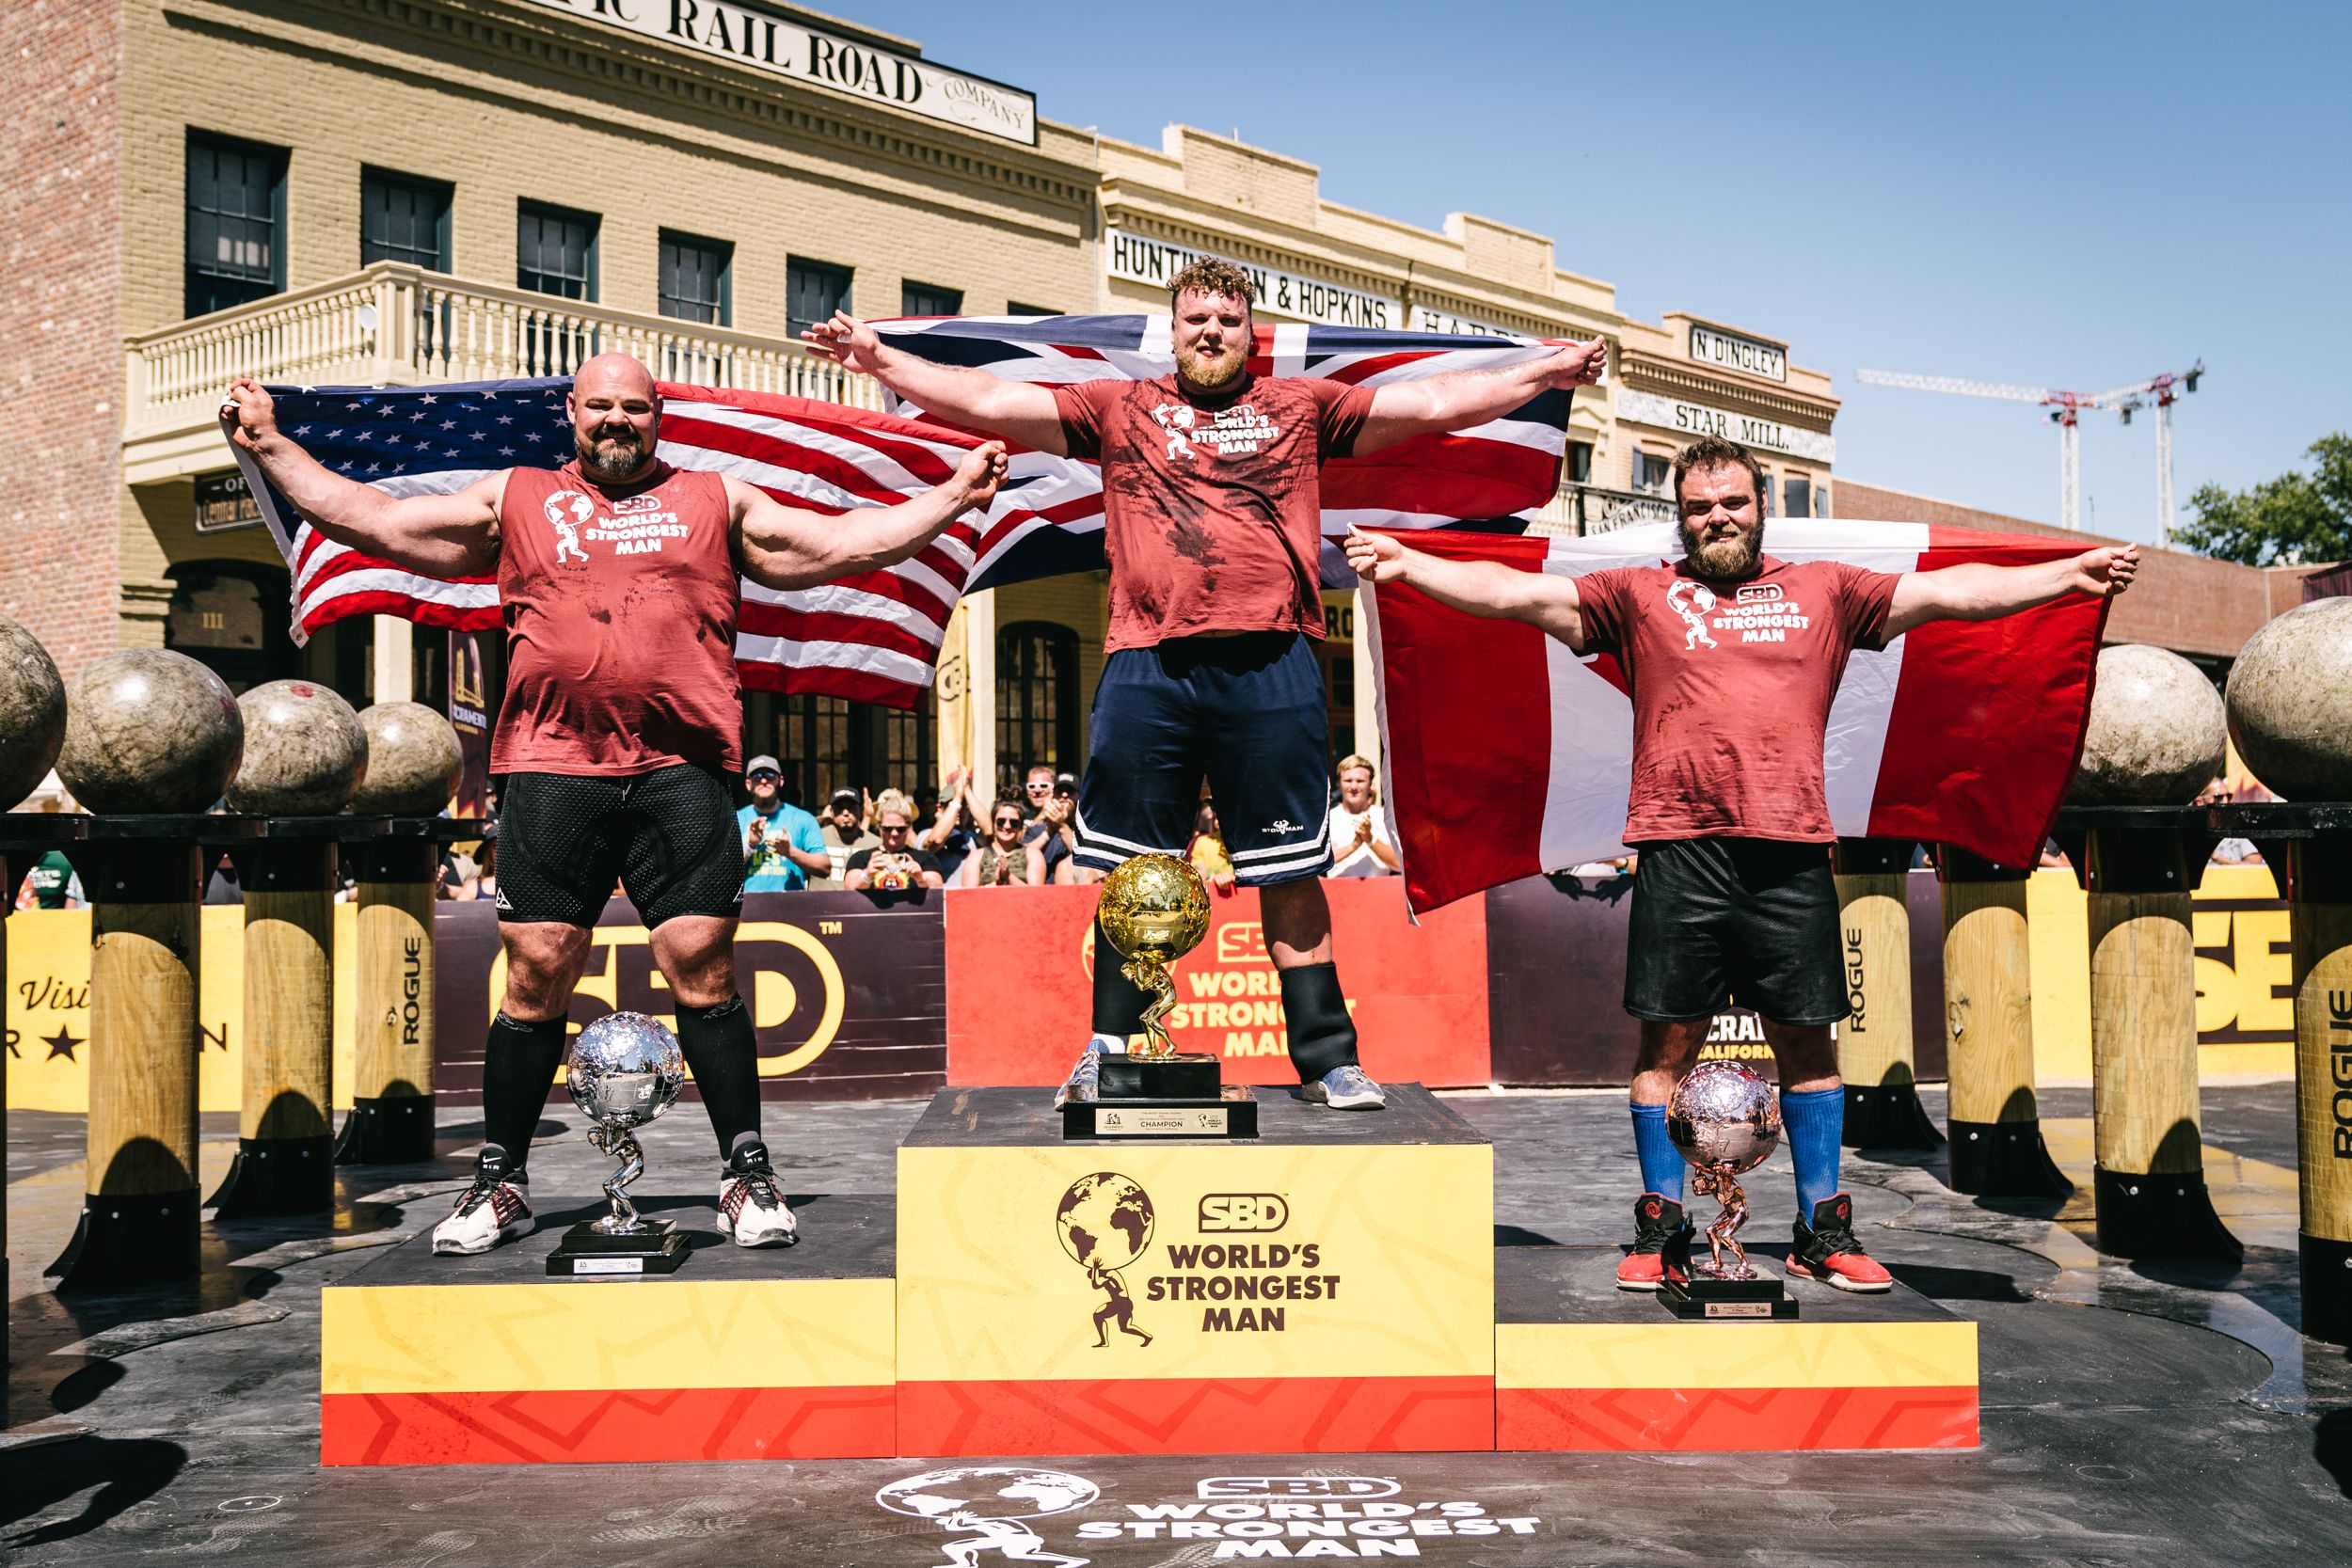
481;1011;570;1173
1279;962;1358;1082
1090;915;1154;1037
674;995;764;1159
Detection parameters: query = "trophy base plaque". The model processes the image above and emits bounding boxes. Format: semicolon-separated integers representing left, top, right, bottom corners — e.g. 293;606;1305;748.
547;1217;691;1276
1063;1086;1259;1139
1659;1266;1799;1321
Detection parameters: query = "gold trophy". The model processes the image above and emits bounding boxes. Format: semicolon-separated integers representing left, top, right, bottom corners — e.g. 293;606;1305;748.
1067;853;1259;1139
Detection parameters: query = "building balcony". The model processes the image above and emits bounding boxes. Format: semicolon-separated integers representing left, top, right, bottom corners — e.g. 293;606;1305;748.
122;262;883;484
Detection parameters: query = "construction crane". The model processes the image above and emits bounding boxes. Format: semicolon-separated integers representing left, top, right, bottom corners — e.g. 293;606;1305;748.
1853;362;2203;538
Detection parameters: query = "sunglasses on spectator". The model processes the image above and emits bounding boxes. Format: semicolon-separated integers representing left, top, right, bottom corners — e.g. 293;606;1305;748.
748;769;780;783
993;815;1023;830
879;822;912;834
1025;783;1051;793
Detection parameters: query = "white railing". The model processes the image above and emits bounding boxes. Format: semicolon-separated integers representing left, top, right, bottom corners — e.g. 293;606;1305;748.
125;262;883;436
1531;483;1678;536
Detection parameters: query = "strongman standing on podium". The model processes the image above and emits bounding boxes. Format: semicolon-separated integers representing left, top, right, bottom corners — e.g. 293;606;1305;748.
1347;435;2137;1288
807;260;1604;1109
224;355;1007;1253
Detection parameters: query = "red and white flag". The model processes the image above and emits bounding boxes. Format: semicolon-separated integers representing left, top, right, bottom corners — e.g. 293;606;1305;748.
1364;519;2111;913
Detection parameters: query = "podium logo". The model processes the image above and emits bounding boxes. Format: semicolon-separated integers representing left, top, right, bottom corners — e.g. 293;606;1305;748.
876;1466;1100;1568
1055;1172;1155;1349
1198;1193;1288;1232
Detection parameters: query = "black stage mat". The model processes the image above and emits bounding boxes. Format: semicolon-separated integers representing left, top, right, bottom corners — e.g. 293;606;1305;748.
1494;1241;1966;1325
904;1082;1486;1148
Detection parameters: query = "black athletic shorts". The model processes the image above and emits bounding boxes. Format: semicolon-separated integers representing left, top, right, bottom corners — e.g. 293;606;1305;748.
494;764;744;928
1622;836;1846;1025
1073;632;1334;886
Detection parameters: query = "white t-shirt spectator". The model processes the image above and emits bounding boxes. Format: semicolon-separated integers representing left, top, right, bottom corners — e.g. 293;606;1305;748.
1327;801;1396;878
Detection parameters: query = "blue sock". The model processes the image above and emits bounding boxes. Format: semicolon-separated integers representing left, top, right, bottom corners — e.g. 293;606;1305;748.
1629;1101;1684;1203
1781;1085;1845;1216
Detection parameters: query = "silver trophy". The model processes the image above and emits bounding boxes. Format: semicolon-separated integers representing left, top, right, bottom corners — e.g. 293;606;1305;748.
547;1011;691;1276
1661;1058;1796;1319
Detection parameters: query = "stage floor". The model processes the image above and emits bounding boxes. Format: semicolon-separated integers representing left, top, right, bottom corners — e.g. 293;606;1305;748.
8;1082;2348;1561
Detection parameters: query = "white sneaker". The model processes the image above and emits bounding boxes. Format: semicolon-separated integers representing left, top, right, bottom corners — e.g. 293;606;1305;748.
1052;1044;1104;1109
717;1139;799;1248
431;1148;532;1255
1301;1065;1388;1111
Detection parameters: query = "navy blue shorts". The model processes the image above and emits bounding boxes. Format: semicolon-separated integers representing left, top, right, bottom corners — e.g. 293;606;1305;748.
1074;632;1334;886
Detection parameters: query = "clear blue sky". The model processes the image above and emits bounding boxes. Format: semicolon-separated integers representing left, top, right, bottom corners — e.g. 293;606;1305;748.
844;0;2348;545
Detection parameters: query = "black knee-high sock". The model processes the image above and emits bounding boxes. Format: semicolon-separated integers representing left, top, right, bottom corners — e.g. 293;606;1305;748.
675;995;763;1160
481;1012;569;1174
1279;962;1359;1082
1090;914;1154;1037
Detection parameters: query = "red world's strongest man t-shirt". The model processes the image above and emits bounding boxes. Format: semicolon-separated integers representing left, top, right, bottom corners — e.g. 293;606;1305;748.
1053;372;1376;651
1573;554;1903;844
492;459;742;776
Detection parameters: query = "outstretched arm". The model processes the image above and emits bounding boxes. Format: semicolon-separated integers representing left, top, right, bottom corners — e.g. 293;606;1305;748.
731;443;1009;591
1343;529;1592;651
1355;338;1606;455
222;379;503;576
1885;545;2138;639
802;312;1068;453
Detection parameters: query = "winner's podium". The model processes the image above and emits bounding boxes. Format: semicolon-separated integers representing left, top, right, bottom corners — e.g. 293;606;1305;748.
896;1085;1498;1456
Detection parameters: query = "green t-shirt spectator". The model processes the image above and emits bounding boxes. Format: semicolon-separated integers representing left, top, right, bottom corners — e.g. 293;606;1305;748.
22;849;79;910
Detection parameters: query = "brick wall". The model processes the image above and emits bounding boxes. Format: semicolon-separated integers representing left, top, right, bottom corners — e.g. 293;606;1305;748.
1834;480;2312;661
2;0;124;682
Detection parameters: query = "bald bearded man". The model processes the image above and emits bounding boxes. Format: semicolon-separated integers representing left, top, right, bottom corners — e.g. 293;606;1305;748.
225;355;1008;1256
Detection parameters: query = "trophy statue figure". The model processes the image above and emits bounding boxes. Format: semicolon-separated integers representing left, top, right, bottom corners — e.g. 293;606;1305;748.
546;1011;692;1275
1661;1059;1796;1319
1065;853;1257;1139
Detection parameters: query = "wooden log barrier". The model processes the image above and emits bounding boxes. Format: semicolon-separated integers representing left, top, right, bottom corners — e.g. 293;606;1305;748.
2212;802;2352;1346
2071;807;2240;1262
337;832;442;1164
208;827;346;1216
1;816;87;1340
1936;847;2071;1197
1831;837;1941;1148
49;817;257;1289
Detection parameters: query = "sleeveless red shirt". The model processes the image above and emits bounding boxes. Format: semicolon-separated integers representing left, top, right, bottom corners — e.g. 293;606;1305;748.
492;459;742;776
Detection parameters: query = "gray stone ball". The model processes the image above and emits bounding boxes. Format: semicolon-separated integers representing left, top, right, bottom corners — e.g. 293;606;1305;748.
2226;596;2352;801
2069;643;2228;806
0;613;67;811
226;679;368;816
58;650;245;815
352;702;464;816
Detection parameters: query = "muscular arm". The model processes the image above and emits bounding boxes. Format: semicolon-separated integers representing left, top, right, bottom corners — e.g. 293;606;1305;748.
1343;529;1593;651
1884;546;2138;639
729;442;1009;591
223;379;502;576
802;312;1069;453
1355;337;1606;456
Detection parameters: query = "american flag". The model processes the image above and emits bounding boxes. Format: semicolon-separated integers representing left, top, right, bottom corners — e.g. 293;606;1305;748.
230;316;1574;707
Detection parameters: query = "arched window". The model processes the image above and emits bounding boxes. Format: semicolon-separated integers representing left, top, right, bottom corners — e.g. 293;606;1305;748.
996;621;1079;792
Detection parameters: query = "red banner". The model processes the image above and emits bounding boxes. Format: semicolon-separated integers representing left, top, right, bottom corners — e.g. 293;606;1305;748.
943;879;1490;1087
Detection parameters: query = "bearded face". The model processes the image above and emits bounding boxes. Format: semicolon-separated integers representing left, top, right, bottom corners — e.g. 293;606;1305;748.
1679;513;1765;582
578;420;649;482
1169;288;1251;393
1675;461;1766;583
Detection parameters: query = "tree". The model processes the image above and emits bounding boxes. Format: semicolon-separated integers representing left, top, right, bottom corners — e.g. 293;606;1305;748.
2174;434;2352;566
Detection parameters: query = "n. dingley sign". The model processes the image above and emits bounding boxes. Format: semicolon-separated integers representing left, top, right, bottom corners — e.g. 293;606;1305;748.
1687;323;1787;383
520;0;1037;145
1616;388;1835;463
1108;230;1397;329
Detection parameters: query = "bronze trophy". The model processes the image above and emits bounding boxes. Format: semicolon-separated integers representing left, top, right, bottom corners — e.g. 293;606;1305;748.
1062;853;1257;1139
1660;1060;1798;1319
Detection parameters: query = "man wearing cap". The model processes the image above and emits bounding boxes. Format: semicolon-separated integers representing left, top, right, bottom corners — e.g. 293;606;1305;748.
817;788;879;890
739;757;829;894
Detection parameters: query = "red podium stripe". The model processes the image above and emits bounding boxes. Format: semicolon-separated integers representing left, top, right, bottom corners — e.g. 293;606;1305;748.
896;1374;1495;1457
1496;1385;1979;1451
322;1385;896;1466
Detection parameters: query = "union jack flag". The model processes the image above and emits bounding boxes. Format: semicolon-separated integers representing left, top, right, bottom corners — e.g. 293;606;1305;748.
229;316;1575;707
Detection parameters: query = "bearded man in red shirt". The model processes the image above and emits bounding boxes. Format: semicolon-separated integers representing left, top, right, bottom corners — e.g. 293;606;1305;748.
1348;436;2137;1291
807;261;1604;1111
226;356;1006;1256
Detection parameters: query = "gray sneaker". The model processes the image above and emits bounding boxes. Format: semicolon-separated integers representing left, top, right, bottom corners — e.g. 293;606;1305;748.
1053;1045;1104;1109
1301;1065;1387;1110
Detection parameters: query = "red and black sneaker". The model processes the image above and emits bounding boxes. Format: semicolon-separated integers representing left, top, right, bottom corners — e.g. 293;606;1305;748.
1786;1193;1894;1292
1615;1194;1694;1291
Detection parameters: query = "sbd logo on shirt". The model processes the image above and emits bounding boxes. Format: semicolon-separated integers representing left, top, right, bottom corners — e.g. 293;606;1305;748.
1151;401;1281;463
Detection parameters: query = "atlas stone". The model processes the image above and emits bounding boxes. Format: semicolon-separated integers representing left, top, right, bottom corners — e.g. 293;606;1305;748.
2225;596;2352;802
56;650;245;815
352;702;465;816
2069;643;2227;806
226;679;368;816
0;613;67;811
